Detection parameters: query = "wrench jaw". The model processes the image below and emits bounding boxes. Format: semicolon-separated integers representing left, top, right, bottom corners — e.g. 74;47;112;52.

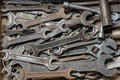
47;56;59;71
80;11;95;26
1;49;11;61
2;12;16;29
59;8;72;19
98;54;117;77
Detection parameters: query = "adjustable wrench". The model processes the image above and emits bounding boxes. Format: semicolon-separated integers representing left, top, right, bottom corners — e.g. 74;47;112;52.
22;68;76;80
1;50;58;70
58;54;117;77
18;8;71;28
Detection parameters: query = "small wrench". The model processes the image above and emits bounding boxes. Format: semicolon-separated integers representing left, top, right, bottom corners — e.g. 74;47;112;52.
2;4;55;13
18;8;71;28
1;50;58;70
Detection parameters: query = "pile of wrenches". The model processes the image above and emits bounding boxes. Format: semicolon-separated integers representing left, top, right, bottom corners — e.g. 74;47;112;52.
1;0;120;80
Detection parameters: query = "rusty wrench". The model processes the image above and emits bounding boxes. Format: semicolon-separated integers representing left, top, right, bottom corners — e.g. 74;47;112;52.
22;68;76;80
1;49;58;70
18;8;71;28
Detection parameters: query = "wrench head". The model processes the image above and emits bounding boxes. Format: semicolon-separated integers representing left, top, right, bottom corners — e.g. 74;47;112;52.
47;56;59;71
98;54;117;77
97;38;117;57
80;11;94;26
59;8;72;19
1;49;11;61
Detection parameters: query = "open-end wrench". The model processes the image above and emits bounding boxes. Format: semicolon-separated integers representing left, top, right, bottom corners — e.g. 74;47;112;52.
4;28;35;36
2;22;68;48
24;27;90;56
46;39;101;56
22;68;76;80
57;54;117;77
2;4;55;13
2;12;16;29
2;12;37;29
1;50;58;70
17;8;71;28
3;0;43;5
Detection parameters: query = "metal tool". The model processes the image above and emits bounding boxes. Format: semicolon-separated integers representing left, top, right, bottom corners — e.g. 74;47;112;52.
2;4;56;13
63;1;100;14
3;0;43;5
18;8;71;28
99;0;112;27
24;27;90;56
22;68;76;80
1;50;58;70
58;54;117;77
2;22;68;48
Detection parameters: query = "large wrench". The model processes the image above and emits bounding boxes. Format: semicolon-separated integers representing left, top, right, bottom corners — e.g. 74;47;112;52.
18;8;71;28
57;54;117;77
1;50;58;70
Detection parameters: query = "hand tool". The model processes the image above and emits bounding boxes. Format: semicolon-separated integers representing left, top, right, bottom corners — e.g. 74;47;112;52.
2;4;56;13
1;50;58;70
2;22;68;48
17;8;71;28
24;27;90;56
107;56;120;70
22;68;76;80
72;0;119;6
57;54;117;77
2;12;36;29
3;0;43;5
99;0;112;27
63;1;100;14
63;1;104;39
